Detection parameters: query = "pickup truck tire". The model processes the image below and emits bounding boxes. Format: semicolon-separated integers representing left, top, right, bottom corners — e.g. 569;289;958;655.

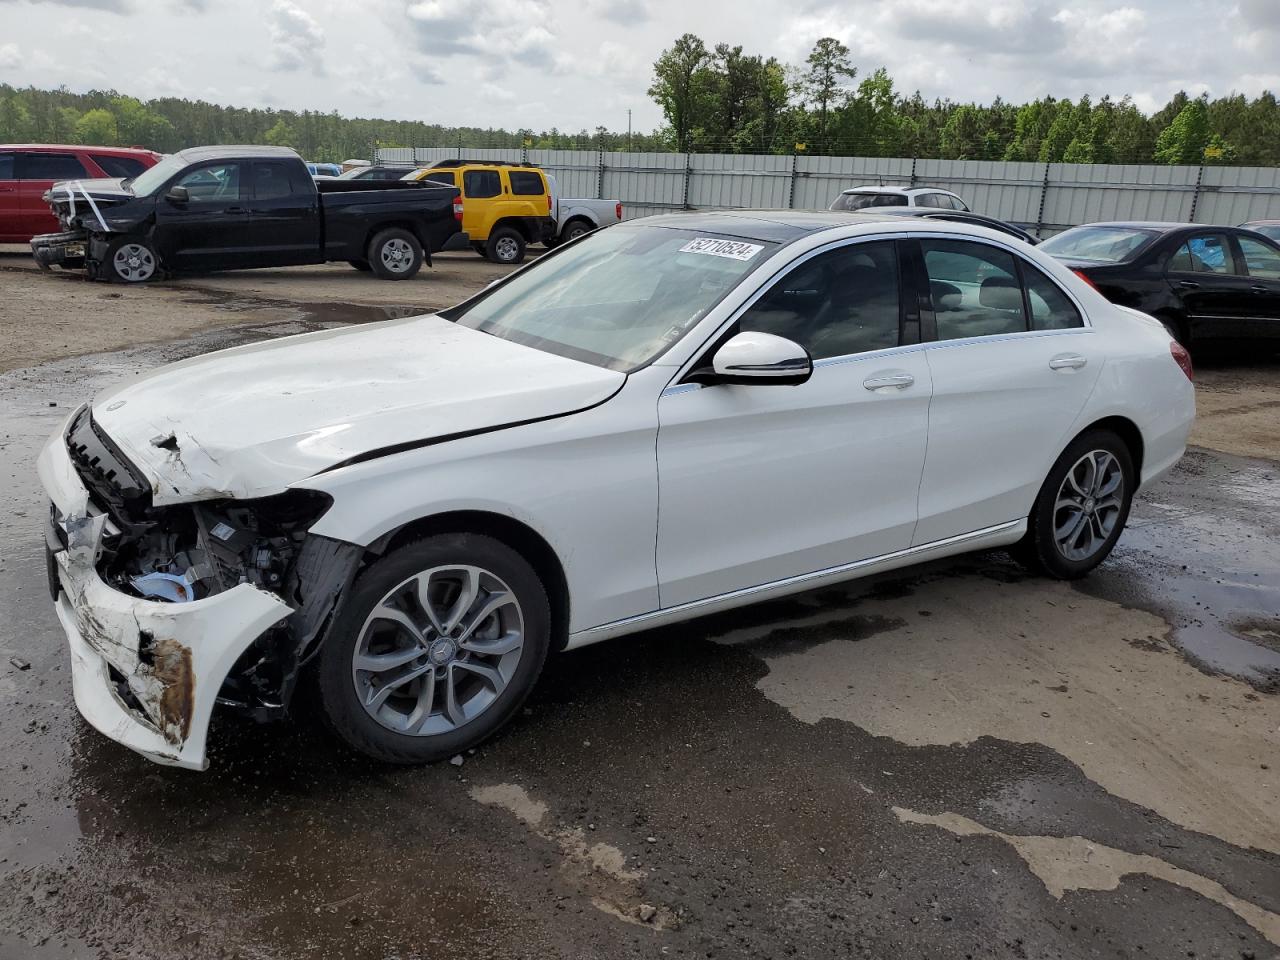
103;238;160;283
313;532;551;764
562;219;594;242
487;227;526;265
367;228;423;280
348;259;372;272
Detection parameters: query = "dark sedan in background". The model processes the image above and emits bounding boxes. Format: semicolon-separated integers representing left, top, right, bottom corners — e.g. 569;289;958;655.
1241;220;1280;244
1039;221;1280;347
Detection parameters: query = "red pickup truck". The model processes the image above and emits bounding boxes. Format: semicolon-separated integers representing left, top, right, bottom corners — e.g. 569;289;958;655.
0;144;163;242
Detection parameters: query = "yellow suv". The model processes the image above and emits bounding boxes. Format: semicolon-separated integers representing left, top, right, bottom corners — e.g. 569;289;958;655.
407;161;553;264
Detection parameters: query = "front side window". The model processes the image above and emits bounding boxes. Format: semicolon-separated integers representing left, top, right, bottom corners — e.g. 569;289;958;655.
915;193;941;208
175;162;241;203
451;225;774;371
18;152;89;180
1023;264;1084;330
509;170;544;195
922;239;1026;340
1167;234;1236;274
463;170;501;198
738;241;900;360
1235;236;1280;280
92;154;147;178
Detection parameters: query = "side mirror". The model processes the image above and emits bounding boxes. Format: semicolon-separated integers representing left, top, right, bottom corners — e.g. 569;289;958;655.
165;185;190;204
699;331;812;386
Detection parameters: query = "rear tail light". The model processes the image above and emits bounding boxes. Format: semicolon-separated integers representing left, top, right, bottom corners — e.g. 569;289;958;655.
1170;340;1193;381
547;193;552;213
615;201;623;221
1072;269;1100;292
453;199;463;222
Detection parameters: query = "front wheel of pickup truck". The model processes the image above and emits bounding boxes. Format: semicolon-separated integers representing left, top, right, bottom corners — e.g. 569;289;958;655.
104;238;160;283
314;534;551;764
367;228;423;280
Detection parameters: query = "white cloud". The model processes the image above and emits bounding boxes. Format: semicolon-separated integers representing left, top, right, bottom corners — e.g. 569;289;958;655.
584;0;650;22
402;0;558;69
267;0;325;74
0;43;21;70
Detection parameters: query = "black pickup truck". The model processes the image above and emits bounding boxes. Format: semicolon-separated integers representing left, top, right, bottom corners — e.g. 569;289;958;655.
30;145;461;282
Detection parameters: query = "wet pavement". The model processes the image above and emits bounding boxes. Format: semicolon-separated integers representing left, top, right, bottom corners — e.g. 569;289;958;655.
1;320;1278;959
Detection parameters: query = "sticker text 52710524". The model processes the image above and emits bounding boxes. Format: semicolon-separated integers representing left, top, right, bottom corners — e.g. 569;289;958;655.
678;237;765;261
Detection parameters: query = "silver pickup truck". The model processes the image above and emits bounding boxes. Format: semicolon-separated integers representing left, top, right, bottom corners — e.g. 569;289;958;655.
546;173;623;246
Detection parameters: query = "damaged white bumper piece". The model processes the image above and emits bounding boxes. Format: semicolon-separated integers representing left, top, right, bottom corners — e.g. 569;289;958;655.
38;409;292;770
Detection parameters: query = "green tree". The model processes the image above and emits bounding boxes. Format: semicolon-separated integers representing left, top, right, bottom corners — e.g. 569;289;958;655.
799;37;856;151
264;117;298;148
73;108;117;145
648;33;713;151
1154;98;1211;164
0;95;34;141
939;104;985;159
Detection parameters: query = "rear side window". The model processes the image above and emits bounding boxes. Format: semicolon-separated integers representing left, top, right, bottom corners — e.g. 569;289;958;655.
509;170;544;195
1237;235;1280;280
252;161;302;200
1023;264;1084;330
17;152;89;180
915;193;942;208
0;152;13;179
922;239;1026;340
1167;234;1236;274
422;171;456;187
92;154;147;178
463;169;501;198
830;192;908;211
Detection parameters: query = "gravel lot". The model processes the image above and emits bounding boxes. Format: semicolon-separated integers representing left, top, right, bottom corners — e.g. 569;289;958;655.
0;253;1277;960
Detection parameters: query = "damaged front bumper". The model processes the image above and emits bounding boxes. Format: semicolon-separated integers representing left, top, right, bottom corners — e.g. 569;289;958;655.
38;407;294;770
31;230;88;270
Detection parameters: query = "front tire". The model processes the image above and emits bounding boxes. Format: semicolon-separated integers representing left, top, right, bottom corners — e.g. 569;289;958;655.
315;534;551;764
1015;430;1134;579
367;228;423;280
103;237;160;283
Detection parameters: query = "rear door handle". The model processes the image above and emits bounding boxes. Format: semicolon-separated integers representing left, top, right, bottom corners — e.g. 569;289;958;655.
1251;285;1269;293
863;374;914;391
1176;280;1200;289
1049;354;1088;371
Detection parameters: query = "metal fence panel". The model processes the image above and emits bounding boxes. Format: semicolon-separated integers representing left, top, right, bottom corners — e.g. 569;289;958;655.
375;147;1280;233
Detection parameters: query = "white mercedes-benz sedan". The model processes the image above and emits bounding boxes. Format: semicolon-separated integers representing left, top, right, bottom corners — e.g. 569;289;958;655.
38;212;1195;769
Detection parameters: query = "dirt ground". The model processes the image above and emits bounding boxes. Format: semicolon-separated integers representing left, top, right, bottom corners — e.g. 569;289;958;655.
0;253;1278;960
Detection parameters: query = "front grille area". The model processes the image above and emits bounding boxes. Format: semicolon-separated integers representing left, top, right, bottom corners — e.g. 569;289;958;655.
65;408;152;528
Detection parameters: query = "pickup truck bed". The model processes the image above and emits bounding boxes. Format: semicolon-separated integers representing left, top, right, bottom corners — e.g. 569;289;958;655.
31;145;461;282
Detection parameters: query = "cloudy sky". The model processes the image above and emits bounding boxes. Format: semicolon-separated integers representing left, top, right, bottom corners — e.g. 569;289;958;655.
0;0;1276;132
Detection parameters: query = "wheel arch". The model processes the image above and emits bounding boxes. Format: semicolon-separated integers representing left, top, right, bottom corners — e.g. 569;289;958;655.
491;217;534;241
1070;415;1145;478
366;510;570;651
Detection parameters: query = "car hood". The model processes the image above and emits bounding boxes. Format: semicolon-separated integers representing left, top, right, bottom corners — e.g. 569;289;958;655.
91;315;625;505
44;177;134;206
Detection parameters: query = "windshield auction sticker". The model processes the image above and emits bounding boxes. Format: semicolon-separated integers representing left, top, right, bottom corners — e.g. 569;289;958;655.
679;237;764;261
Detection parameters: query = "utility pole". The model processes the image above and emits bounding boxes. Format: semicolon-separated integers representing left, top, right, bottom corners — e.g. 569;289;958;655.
627;109;632;152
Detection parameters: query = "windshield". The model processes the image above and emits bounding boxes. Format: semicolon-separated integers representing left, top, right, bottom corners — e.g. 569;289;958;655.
126;154;188;196
450;224;776;371
830;192;907;211
1039;226;1158;263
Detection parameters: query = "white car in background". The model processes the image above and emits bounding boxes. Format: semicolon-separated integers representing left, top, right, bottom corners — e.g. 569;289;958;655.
831;185;970;212
39;212;1194;770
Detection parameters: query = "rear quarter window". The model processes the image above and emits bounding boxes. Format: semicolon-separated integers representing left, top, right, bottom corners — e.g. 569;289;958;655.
91;154;147;178
509;170;544;195
0;152;13;179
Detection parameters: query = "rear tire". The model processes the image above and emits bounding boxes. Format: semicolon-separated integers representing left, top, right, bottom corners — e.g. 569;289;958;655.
486;226;526;265
1014;430;1134;579
367;228;423;280
314;534;551;764
562;219;593;242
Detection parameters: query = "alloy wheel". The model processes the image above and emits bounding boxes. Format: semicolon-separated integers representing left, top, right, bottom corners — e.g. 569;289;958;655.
380;238;414;273
1053;450;1124;562
351;564;525;736
494;236;520;262
113;243;156;282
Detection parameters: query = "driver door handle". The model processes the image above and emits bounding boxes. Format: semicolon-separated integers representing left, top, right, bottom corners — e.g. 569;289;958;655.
1251;285;1269;293
863;374;914;390
1049;354;1088;370
1176;280;1200;289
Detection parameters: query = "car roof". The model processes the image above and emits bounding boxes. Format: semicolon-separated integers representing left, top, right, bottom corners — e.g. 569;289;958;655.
1242;219;1280;226
0;143;160;155
839;186;959;197
630;209;1011;244
175;145;300;162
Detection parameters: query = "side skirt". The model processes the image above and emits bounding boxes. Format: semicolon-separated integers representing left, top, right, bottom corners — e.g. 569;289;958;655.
564;519;1026;650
